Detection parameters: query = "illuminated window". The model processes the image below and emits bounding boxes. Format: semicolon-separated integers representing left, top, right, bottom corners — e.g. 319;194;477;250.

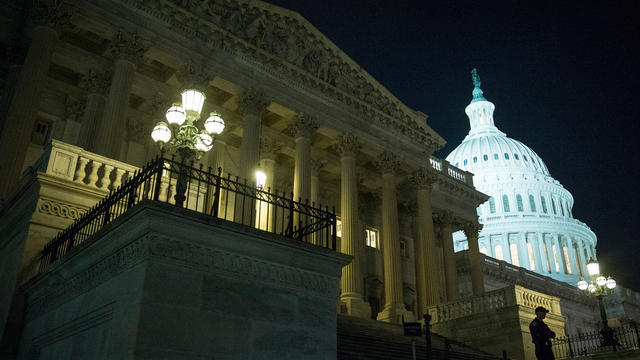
516;194;524;212
541;197;548;214
483;154;488;161
551;199;557;215
494;153;499;160
494;245;504;261
473;156;477;163
489;197;496;214
574;247;583;276
563;246;572;274
527;242;536;271
514;154;519;160
510;243;520;266
480;247;488;255
504;153;510;160
365;227;379;248
502;195;510;212
336;218;342;238
529;195;537;212
544;244;552;273
552;245;560;272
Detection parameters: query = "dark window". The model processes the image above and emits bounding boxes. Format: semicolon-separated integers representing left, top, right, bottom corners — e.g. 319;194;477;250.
494;153;499;160
514;154;519;160
504;153;510;160
483;154;488;161
473;156;477;163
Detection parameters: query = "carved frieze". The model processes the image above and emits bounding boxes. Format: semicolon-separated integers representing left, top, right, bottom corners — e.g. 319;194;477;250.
30;0;72;32
37;197;88;220
79;69;111;95
410;166;439;189
176;61;211;91
106;29;148;64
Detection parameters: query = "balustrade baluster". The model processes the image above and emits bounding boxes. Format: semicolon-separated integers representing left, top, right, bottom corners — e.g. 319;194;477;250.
74;157;90;184
87;160;102;187
113;168;126;189
99;164;114;190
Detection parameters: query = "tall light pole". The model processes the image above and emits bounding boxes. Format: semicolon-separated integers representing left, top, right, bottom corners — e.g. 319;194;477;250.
577;258;617;346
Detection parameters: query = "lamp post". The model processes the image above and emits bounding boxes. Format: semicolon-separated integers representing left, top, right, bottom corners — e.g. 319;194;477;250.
577;258;618;347
150;88;225;207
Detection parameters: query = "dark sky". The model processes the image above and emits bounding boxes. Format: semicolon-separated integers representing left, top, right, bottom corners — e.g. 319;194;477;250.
266;0;640;291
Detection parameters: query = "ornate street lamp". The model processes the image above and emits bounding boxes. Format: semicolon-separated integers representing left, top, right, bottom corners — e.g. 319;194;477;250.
577;258;618;347
151;88;225;206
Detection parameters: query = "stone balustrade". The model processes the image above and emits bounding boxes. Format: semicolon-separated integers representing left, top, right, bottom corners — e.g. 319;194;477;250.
429;156;474;186
34;140;139;192
428;284;561;324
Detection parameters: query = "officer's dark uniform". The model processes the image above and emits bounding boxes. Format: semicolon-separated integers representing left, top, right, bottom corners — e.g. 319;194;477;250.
530;307;556;360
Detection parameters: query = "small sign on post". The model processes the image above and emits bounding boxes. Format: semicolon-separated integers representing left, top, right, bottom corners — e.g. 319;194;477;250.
402;316;422;360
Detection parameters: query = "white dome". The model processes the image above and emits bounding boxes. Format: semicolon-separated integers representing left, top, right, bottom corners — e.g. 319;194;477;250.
445;69;597;286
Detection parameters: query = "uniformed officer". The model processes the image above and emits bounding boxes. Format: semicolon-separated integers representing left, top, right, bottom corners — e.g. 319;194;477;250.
530;306;556;360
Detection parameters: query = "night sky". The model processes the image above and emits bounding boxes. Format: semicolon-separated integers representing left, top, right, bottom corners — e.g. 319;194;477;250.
266;0;640;291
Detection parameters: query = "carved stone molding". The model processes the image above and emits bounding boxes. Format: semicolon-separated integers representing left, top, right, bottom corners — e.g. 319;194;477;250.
116;0;444;149
376;150;401;174
238;87;268;115
311;159;327;176
36;197;88;220
30;0;72;32
259;135;283;159
336;133;360;157
79;68;111;95
106;29;147;64
434;210;456;227
64;96;85;122
463;222;483;239
290;112;319;138
409;166;439;189
176;61;211;91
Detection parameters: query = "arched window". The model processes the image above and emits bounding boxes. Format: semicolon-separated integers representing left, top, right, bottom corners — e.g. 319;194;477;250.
504;153;510;160
523;155;528;162
502;195;510;212
495;245;504;261
527;242;536;271
489;197;496;214
483;154;488;161
464;159;468;166
551;198;557;215
516;194;524;212
494;153;499;160
574;246;583;277
529;195;537;212
544;243;552;273
541;197;548;214
455;162;459;167
514;154;519;160
473;156;477;163
552;245;560;272
480;247;488;255
563;246;572;274
510;243;520;266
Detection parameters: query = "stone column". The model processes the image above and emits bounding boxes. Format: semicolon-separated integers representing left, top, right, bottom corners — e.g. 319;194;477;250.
554;234;567;274
291;112;317;203
238;88;268;182
94;30;146;160
438;212;459;301
538;232;549;273
257;136;281;231
518;231;531;270
502;232;513;264
78;69;110;151
566;238;579;276
337;133;370;318
463;222;485;297
409;166;440;312
531;234;544;273
576;239;589;278
0;0;72;196
375;151;406;323
311;159;326;245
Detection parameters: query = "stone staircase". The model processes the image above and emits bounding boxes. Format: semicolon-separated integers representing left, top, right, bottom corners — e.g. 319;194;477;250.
337;314;502;360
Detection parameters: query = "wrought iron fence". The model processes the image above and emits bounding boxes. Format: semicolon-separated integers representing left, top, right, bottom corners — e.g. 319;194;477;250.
552;322;640;359
39;156;337;272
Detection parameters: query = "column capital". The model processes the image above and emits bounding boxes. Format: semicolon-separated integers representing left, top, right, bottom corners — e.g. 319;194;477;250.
291;112;319;138
409;166;439;189
259;135;283;160
106;29;147;64
238;87;268;115
336;133;361;157
463;222;483;239
434;211;456;227
79;68;111;95
311;158;327;176
177;61;211;91
64;95;85;122
376;150;401;174
30;0;72;33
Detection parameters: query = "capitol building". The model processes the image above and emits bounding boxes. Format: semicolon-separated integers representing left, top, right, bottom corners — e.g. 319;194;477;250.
446;71;597;285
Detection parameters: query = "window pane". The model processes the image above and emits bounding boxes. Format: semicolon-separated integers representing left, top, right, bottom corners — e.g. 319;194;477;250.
510;243;520;266
489;197;496;213
494;153;499;160
516;195;523;212
504;153;510;160
527;242;536;271
495;245;504;260
529;195;537;212
473;156;477;163
502;195;510;212
483;154;488;161
541;197;548;213
563;247;572;274
514;154;519;160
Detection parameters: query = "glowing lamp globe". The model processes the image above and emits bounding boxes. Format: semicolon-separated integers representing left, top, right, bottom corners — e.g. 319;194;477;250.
151;122;171;143
586;259;600;277
577;280;588;291
596;276;606;287
181;89;205;115
606;278;616;289
255;169;267;189
194;132;214;152
204;112;225;135
165;104;186;125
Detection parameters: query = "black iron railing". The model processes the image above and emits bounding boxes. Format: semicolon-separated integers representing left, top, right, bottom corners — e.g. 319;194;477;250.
552;322;640;359
39;156;337;272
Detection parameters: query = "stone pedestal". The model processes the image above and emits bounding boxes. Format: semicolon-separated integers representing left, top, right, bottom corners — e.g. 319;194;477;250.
19;202;350;359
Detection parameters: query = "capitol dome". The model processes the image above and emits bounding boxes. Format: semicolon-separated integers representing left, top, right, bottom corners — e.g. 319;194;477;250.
446;69;597;285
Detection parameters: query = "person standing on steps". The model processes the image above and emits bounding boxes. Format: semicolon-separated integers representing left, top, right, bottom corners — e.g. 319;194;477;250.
530;306;556;359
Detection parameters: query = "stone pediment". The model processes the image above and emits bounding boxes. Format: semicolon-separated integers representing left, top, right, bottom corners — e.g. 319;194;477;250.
123;0;445;152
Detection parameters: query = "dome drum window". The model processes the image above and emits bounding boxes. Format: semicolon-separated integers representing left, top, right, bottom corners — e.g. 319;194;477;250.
483;154;488;161
514;154;519;160
504;153;510;160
